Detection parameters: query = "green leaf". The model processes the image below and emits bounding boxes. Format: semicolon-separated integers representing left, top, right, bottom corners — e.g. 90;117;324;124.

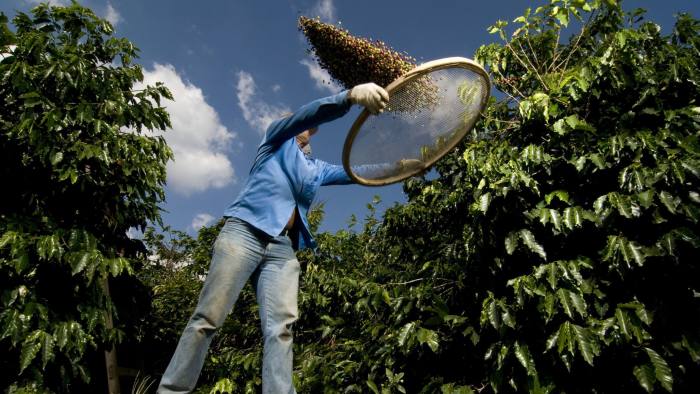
54;323;69;349
505;232;518;255
554;7;570;27
545;329;560;352
518;97;531;118
638;190;655;208
108;257;132;276
21;91;43;108
572;324;598;366
563;207;583;229
609;193;640;218
589;153;606;169
521;145;550;164
497;344;509;369
553;118;568;135
563;114;578;129
569;290;587;318
210;378;234;394
50;151;63;165
0;231;19;249
644;348;673;392
0;309;21;344
633;364;656;393
616;307;632;340
514;341;537;376
681;335;700;363
416;328;439;352
688;191;700;204
19;330;43;373
545;190;570;205
382;288;391;305
593;195;608;213
604;236;646;267
625;240;646;266
83;308;104;331
441;383;475;394
36;234;63;260
543;292;556;320
367;380;380;394
658;191;680;214
70;251;90;275
556;321;574;355
479;192;492;213
41;331;54;367
573;155;587;172
501;306;516;329
397;322;416;347
681;161;699;178
484;297;501;330
549;209;562;231
617;301;649;321
519;229;547;259
635;305;653;326
558;289;575;319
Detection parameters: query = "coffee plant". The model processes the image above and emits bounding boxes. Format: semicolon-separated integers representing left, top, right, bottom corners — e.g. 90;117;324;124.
0;3;172;391
199;1;699;393
4;1;699;393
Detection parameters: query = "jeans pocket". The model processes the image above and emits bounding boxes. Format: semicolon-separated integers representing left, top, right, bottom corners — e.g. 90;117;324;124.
222;217;246;231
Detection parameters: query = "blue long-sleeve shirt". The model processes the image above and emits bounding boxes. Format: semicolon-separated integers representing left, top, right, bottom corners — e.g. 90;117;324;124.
223;91;354;250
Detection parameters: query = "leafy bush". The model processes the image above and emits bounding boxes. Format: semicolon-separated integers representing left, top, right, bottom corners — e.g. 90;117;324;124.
0;3;172;391
287;1;698;392
139;1;700;393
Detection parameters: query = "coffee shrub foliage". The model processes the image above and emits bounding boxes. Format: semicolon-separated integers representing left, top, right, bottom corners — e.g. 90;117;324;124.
195;2;700;392
13;1;695;393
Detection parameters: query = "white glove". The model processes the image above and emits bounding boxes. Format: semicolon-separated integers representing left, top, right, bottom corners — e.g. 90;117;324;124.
348;83;389;114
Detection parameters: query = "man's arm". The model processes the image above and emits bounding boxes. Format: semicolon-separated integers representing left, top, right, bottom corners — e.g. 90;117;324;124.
261;91;352;148
319;161;353;186
318;159;425;186
260;83;389;149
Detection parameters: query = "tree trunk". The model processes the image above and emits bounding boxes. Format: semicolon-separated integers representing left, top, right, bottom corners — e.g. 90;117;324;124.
102;277;121;394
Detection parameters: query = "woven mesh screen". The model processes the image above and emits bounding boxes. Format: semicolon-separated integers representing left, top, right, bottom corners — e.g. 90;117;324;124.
345;66;489;185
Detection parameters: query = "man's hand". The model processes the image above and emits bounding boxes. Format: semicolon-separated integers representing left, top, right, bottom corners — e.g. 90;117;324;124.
349;83;389;115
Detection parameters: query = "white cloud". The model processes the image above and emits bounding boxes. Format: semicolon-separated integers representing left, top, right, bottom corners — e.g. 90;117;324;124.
300;58;342;94
272;84;281;93
104;2;122;26
139;64;236;196
311;0;336;23
191;213;216;230
236;71;290;134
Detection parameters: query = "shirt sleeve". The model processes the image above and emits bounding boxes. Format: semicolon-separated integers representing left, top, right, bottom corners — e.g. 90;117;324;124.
318;160;354;186
261;91;352;149
319;160;410;186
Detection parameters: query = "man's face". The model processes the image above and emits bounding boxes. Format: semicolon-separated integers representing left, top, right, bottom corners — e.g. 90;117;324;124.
296;127;317;149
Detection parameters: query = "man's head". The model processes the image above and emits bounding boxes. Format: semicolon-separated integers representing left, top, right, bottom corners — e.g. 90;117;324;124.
295;127;318;150
279;112;317;154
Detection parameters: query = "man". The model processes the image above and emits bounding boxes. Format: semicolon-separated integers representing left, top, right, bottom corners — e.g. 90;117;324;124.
157;83;389;393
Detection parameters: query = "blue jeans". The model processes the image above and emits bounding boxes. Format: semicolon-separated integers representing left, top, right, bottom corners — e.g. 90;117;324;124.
158;218;300;394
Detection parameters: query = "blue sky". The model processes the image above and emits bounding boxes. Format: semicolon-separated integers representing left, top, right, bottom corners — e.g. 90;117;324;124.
3;0;700;235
